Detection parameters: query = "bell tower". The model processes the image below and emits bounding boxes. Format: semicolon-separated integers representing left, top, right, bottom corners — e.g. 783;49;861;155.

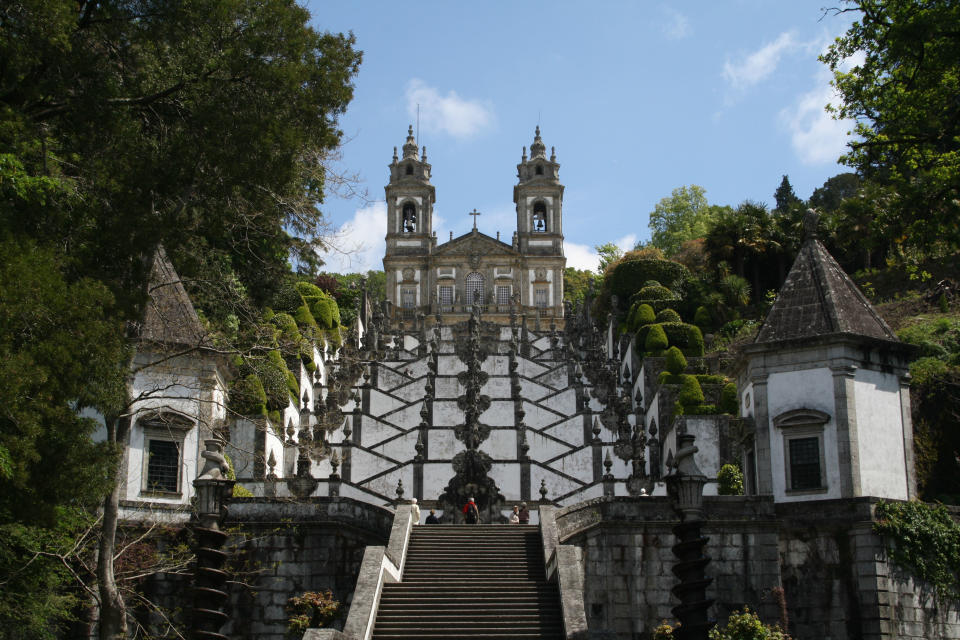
383;126;436;318
513;126;564;256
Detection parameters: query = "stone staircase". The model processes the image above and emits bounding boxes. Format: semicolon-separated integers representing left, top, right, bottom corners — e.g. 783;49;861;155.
371;524;564;639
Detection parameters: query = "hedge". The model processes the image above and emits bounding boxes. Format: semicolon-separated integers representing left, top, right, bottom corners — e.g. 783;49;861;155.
627;302;656;332
606;258;689;302
677;374;705;407
635;322;704;357
665;346;687;375
656;308;682;323
229;374;268;416
720;382;738;415
645;324;669;353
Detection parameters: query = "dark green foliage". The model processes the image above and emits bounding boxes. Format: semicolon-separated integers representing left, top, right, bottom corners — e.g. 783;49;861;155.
645;324;669;353
910;365;960;503
665;346;687;375
773;175;800;213
708;606;789;639
685;404;719;415
940;293;950;313
660;322;705;357
295;304;319;331
273;279;305;314
637;283;676;301
286;369;300;402
694;305;712;329
874;500;960;601
253;351;294;412
606;259;689;305
677;375;705;407
696;374;727;386
717;464;745;496
658;371;684;385
311;297;339;329
272;312;303;344
287;589;342;635
656;308;682;323
626;302;656;332
230;374;268;416
720;382;739;415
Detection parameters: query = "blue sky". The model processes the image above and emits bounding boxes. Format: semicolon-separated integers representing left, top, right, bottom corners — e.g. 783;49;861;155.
307;1;857;273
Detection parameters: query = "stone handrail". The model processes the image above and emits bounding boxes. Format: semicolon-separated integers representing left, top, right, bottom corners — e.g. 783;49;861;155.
540;506;589;640
303;504;415;640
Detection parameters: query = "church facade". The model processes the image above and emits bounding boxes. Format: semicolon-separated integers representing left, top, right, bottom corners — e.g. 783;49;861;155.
382;126;566;327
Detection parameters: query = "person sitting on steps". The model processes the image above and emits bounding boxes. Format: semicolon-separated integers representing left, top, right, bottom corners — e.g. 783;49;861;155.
509;505;520;524
425;509;440;524
462;497;480;524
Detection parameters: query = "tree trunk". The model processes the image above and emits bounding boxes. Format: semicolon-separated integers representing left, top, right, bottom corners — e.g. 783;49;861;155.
98;416;130;640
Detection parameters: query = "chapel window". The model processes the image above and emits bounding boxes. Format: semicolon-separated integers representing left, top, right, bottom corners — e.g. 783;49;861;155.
405;165;413;175
532;201;547;232
401;287;417;309
466;272;485;305
788;437;822;490
402;203;417;233
774;408;829;494
438;285;453;309
496;285;511;306
534;287;548;308
535;165;543;176
146;440;181;493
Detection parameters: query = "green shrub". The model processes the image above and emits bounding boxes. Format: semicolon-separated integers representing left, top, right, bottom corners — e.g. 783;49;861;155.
255;350;294;411
694;305;712;329
653;621;676;639
286;369;300;402
272;279;303;313
606;259;689;303
311;297;340;329
230;374;268;416
677;374;705;407
660;322;705;356
708;606;788;639
696;374;727;386
656;308;682;323
294;304;318;330
939;293;949;313
627;302;656;332
638;284;676;301
720;382;739;414
272;312;303;344
685;403;718;415
658;371;684;385
665;346;687;375
645;323;669;353
287;590;341;636
295;281;325;299
718;464;744;495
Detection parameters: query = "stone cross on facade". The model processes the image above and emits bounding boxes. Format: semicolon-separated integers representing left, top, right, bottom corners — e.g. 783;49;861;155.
469;208;481;230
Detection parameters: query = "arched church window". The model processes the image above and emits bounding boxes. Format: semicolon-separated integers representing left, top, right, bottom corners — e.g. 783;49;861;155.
402;202;417;233
532;201;547;232
465;272;485;305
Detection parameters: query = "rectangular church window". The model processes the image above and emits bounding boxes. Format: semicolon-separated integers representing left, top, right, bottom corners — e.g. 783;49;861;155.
439;285;453;308
496;285;511;306
146;439;181;493
534;288;548;308
788;437;822;490
401;288;416;309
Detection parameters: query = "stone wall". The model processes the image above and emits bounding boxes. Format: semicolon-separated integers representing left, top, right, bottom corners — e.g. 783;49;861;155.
219;498;393;640
555;496;960;640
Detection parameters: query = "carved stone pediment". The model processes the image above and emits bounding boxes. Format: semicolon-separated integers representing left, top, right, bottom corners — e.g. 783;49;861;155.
433;232;518;258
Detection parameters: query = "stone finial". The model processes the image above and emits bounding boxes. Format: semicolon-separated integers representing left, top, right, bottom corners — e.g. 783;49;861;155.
392;146;398;163
421;146;427;162
603;449;613;476
539;478;549;500
267;449;278;478
592;416;602;440
550;146;556;162
804;208;820;240
522;146;527;162
402;124;418;159
329;450;340;477
531;126;546;158
395;478;405;500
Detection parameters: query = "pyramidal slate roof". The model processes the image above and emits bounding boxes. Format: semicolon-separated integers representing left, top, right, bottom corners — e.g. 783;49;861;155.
755;210;897;345
139;246;210;348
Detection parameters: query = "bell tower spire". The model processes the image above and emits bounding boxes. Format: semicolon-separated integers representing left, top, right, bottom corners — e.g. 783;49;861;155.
513;126;564;255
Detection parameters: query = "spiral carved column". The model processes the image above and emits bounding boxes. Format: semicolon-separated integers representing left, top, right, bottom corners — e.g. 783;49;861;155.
191;440;235;640
665;433;713;640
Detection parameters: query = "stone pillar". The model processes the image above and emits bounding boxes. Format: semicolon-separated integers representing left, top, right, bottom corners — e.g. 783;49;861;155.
831;364;860;497
750;374;773;495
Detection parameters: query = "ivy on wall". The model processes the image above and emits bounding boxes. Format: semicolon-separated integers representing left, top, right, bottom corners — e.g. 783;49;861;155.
873;500;960;602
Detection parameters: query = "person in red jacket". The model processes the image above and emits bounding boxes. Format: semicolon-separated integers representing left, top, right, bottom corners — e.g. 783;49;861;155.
462;497;480;524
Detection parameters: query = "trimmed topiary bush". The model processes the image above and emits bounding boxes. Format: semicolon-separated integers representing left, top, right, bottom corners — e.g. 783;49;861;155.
677;374;705;407
660;322;705;356
230;374;268;416
696;374;727;386
665;346;687;375
645;323;669;353
627;302;656;332
656;308;682;323
720;382;739;415
607;259;689;303
272;279;303;313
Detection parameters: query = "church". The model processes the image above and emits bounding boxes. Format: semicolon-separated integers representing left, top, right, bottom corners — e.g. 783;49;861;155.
382;126;566;327
109;127;957;640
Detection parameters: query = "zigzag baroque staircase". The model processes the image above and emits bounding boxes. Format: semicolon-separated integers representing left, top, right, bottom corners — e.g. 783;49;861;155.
372;524;563;639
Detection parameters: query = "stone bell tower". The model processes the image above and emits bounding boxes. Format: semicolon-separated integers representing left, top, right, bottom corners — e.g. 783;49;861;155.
384;125;436;314
512;126;566;315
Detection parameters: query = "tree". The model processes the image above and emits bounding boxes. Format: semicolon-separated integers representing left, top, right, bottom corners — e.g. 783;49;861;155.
595;242;624;274
809;173;861;213
773;175;801;213
564;267;598;306
648;185;724;257
822;0;960;251
1;1;362;636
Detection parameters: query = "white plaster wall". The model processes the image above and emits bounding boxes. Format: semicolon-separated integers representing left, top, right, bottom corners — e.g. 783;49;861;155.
523;401;564;429
535;366;568;390
480;430;517;459
683;416;722;480
489;463;521;497
767;368;841;502
359;417;403;448
854;368;909;499
371;430;419;462
484;400;515;426
369;389;405;416
526;430;570;461
544;417;585;446
434;377;462;399
428;429;459;459
549;447;594;483
423;463;454;497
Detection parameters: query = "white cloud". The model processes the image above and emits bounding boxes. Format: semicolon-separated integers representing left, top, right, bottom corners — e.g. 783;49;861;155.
406;79;495;139
320;201;386;273
722;31;798;91
565;234;637;273
565;242;600;272
780;52;862;166
661;7;691;40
